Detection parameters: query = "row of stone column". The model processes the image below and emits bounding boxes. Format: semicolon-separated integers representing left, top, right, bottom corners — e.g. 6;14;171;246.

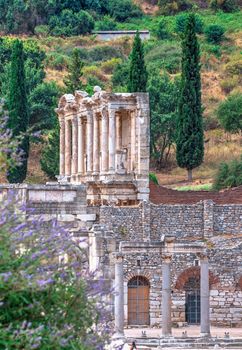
113;253;210;340
59;109;134;178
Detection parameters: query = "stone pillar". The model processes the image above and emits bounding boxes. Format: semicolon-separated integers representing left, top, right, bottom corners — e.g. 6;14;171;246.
78;117;84;175
64;119;71;176
109;109;116;174
116;113;122;150
162;255;172;337
86;111;93;174
93;113;100;174
113;252;125;340
101;109;109;173
71;116;78;175
59;116;65;176
130;110;136;172
203;200;214;239
200;254;210;337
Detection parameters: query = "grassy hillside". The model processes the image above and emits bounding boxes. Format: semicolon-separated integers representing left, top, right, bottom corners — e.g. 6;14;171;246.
1;7;241;186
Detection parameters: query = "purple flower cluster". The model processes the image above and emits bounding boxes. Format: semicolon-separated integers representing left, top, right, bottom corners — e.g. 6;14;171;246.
0;192;113;349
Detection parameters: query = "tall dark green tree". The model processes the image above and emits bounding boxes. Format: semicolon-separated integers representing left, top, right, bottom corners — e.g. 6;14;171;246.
176;14;204;181
128;32;147;93
64;48;84;93
40;122;60;179
7;39;29;183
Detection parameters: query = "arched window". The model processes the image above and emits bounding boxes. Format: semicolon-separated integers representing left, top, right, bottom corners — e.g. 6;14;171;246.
184;276;200;325
128;276;150;325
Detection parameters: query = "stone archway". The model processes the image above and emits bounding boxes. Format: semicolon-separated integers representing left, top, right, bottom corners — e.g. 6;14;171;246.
175;267;219;325
128;276;150;326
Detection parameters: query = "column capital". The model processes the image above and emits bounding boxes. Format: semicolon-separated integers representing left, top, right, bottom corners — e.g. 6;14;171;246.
162;254;172;263
197;252;208;261
113;252;124;262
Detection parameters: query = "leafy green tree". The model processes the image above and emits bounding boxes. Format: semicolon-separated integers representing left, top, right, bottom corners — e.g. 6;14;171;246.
217;93;242;133
49;9;94;36
7;39;29;183
176;14;204;182
40;123;60;179
209;0;239;12
64;48;84;93
128;32;148;93
29;82;61;131
112;60;129;91
148;73;179;168
108;0;142;22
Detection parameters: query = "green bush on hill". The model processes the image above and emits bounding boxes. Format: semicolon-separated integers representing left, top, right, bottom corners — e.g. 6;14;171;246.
205;24;225;44
175;14;204;34
213;157;242;191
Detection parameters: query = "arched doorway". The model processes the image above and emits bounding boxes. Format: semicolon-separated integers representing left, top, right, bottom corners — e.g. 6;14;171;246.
184;276;200;324
128;276;150;325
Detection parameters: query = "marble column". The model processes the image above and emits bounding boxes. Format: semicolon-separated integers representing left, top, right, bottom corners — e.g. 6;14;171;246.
93;113;100;174
64;119;71;176
109;109;116;174
101;109;109;173
78;117;84;175
130;110;136;172
59;116;65;176
162;255;172;337
200;255;210;337
116;113;122;150
86;111;93;174
71;116;78;175
113;252;125;340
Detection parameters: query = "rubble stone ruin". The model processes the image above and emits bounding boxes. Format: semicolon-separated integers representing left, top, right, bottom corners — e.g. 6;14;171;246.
55;87;150;205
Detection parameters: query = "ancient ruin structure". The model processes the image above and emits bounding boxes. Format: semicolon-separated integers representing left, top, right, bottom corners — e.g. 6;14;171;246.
1;87;241;345
55;87;149;205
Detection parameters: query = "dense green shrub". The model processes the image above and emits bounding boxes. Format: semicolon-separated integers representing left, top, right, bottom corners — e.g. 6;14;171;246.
107;0;142;22
205;25;225;44
45;52;69;71
175;14;204;34
209;0;239;12
101;58;122;74
64;48;84;92
49;9;94;36
154;18;170;39
158;0;192;15
95;15;117;30
213;157;242;191
34;25;50;37
217;93;242;133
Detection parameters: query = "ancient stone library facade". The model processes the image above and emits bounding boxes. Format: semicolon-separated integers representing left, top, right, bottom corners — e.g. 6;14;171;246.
1;89;242;333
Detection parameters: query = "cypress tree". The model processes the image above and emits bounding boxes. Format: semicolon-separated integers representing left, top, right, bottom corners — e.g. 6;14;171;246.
128;31;148;92
40;123;59;179
176;14;204;181
7;39;29;183
64;48;84;93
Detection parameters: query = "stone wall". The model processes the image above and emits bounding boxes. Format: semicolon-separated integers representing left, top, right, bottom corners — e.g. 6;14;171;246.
92;30;150;41
213;205;242;235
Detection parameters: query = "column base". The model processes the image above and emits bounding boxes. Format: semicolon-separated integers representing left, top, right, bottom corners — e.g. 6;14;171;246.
160;334;173;339
200;332;211;338
112;332;126;341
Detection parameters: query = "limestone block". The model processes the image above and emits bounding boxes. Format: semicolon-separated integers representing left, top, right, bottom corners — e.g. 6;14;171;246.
28;190;46;202
63;191;77;201
77;214;96;221
57;214;75;221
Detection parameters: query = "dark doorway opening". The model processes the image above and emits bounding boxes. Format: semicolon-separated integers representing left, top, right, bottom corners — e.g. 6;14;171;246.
128;276;150;325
